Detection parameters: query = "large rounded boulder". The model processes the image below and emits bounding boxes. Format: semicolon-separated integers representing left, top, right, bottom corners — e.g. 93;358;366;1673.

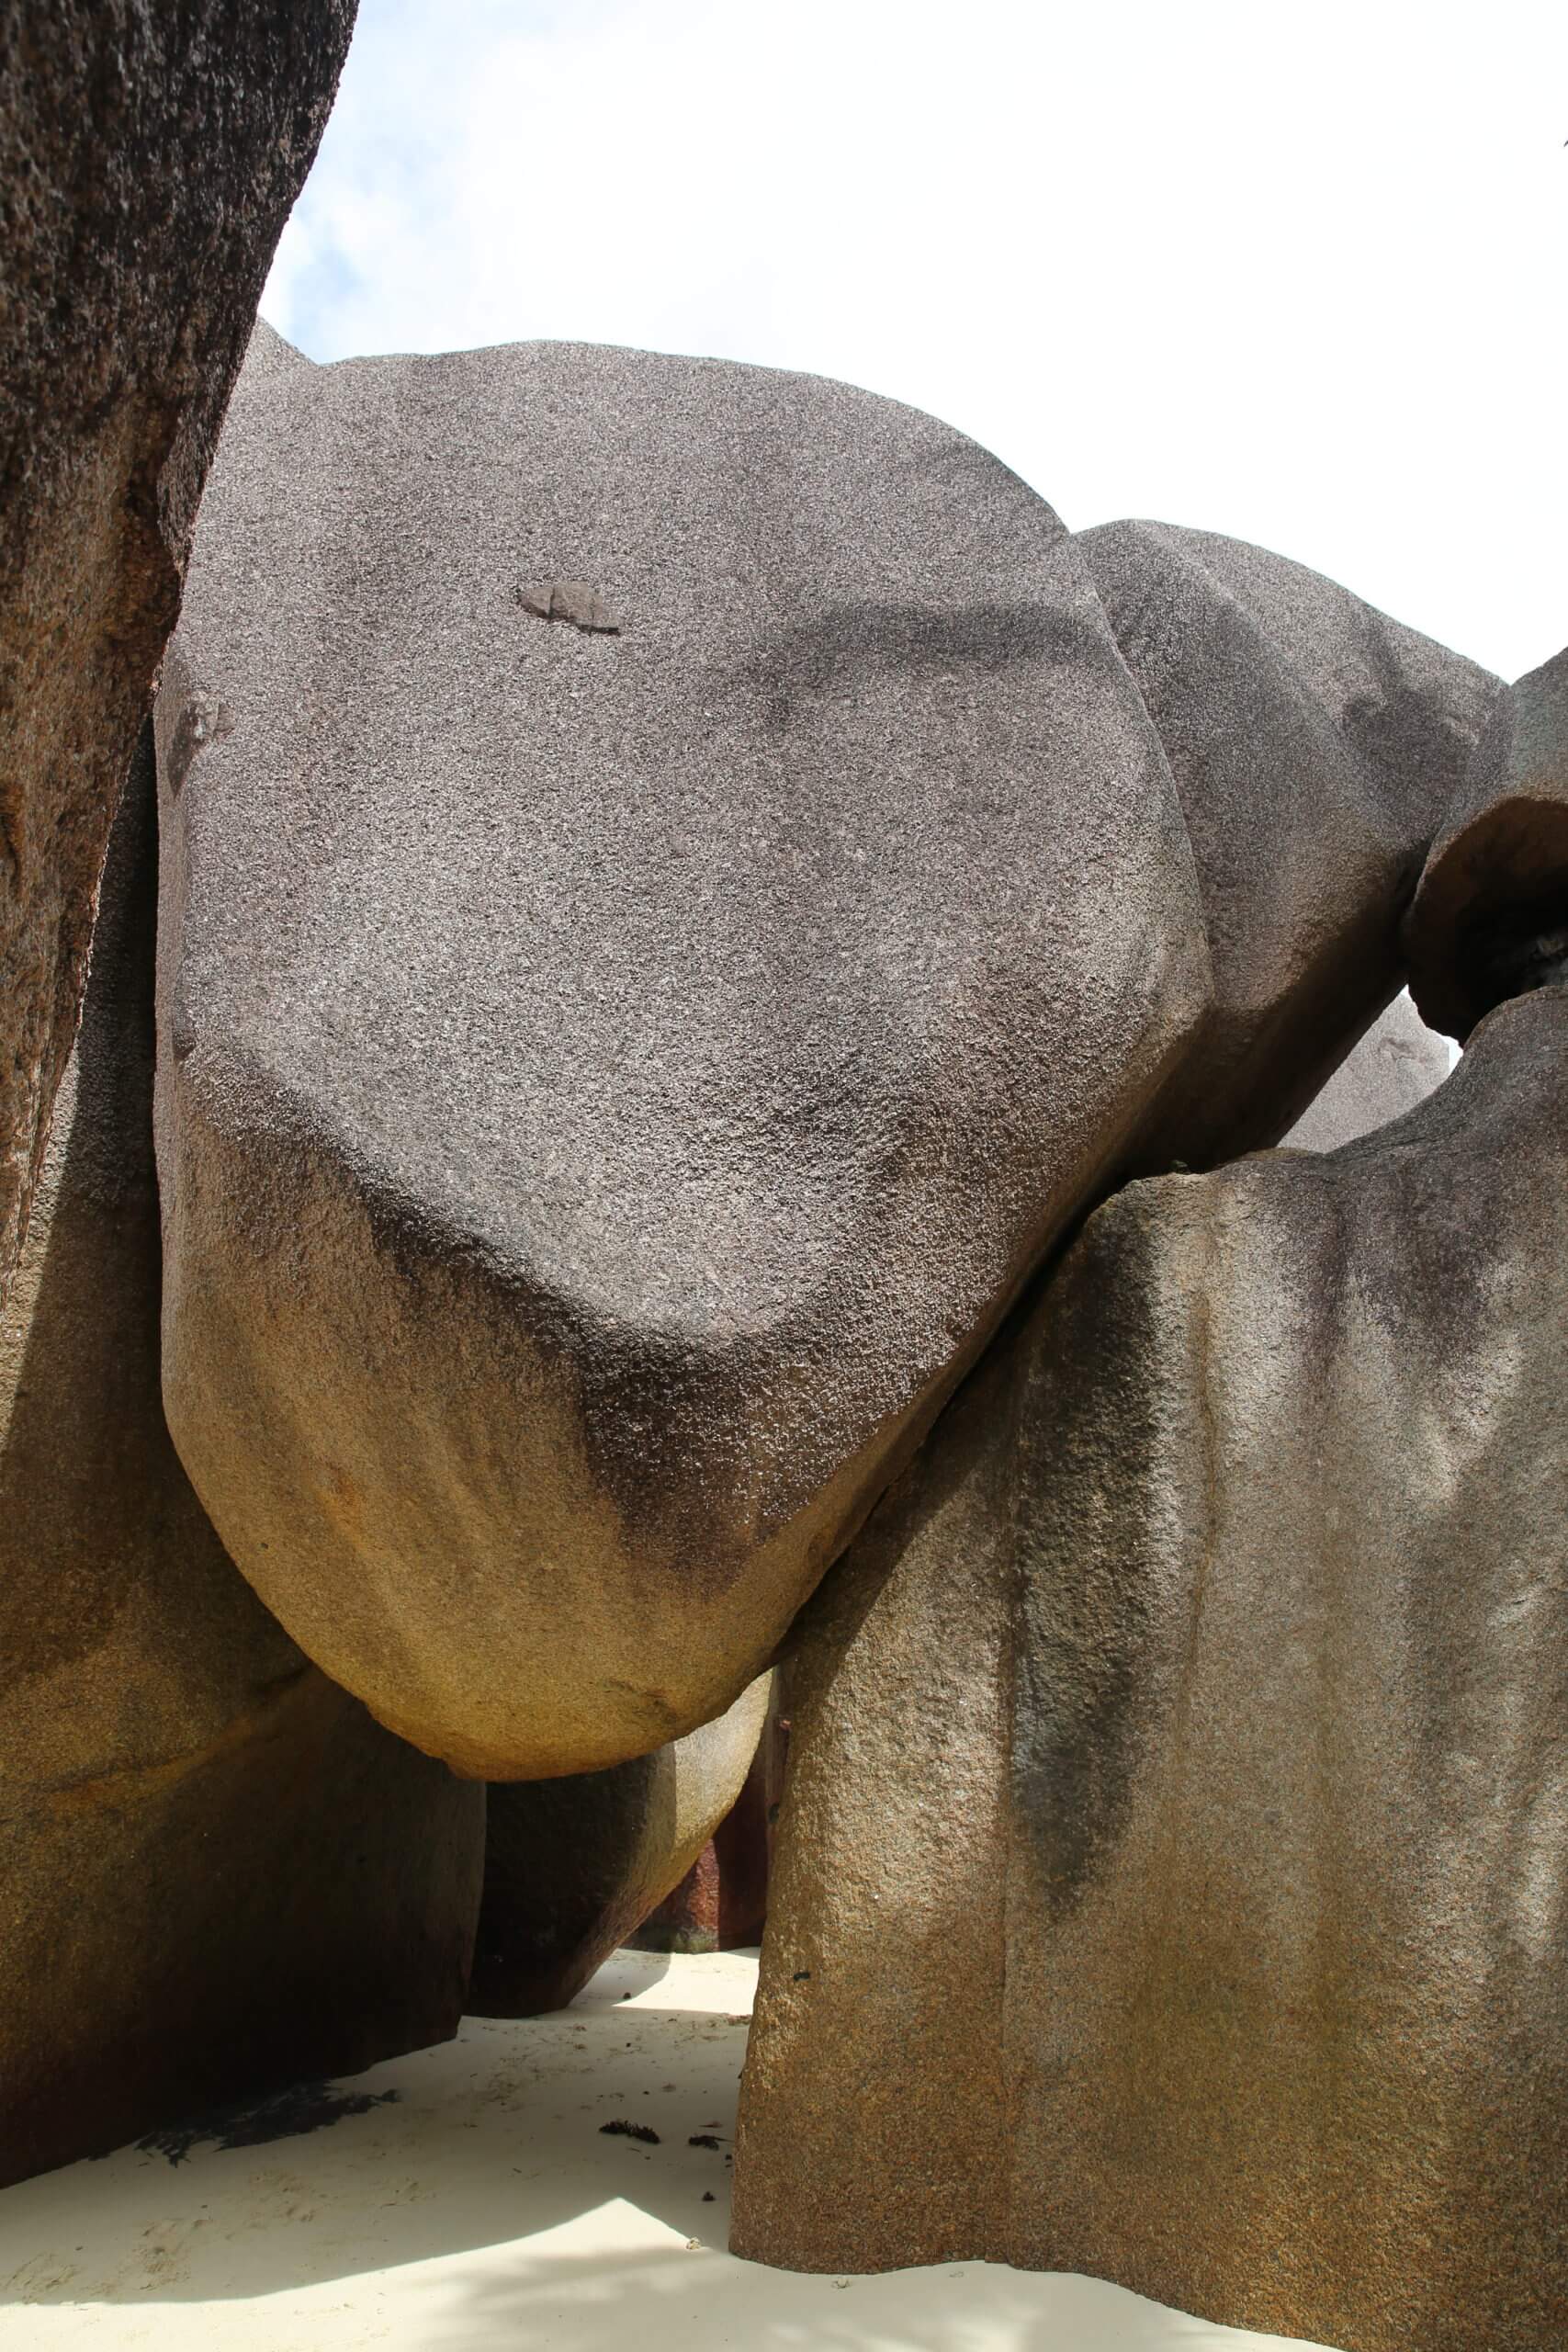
154;327;1494;1777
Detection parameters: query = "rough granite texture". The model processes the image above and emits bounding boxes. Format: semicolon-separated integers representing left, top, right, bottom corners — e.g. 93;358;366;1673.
0;742;483;2190
0;0;355;1304
734;986;1568;2352
1280;992;1448;1151
1406;643;1568;1037
154;327;1495;1777
469;1676;770;2015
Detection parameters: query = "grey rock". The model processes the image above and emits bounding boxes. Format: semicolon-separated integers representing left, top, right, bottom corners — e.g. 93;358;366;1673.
154;329;1495;1779
1079;519;1495;1157
736;985;1568;2352
1405;643;1568;1037
0;741;482;2189
0;0;355;1300
152;329;1204;1778
1281;992;1448;1151
469;1675;771;2016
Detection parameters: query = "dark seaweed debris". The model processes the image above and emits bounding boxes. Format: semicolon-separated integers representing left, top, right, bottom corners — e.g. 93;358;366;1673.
600;2118;660;2144
136;2081;400;2166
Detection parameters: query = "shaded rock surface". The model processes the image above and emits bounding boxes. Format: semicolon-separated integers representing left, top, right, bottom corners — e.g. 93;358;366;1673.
0;741;483;2190
1078;519;1494;1153
469;1678;770;2016
1406;643;1568;1037
734;986;1568;2352
630;1681;789;1954
155;327;1494;1779
0;0;355;1300
1280;991;1447;1151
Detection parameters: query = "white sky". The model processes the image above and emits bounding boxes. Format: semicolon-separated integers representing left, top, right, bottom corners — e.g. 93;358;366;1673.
263;0;1567;683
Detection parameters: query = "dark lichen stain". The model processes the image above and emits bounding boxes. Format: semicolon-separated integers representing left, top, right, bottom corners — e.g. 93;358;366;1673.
136;2080;400;2165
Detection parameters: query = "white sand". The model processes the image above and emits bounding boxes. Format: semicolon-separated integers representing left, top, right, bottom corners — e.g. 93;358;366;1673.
0;1950;1333;2350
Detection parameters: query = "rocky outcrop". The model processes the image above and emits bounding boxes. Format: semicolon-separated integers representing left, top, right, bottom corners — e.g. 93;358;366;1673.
0;0;355;1300
152;327;1494;1780
1281;991;1447;1151
0;741;483;2190
469;1677;771;2015
734;983;1568;2352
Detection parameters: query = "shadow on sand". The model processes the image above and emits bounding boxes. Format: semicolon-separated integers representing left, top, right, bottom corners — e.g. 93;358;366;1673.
0;1949;1325;2352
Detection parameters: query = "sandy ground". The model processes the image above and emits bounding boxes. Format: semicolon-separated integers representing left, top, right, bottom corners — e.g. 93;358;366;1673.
0;1950;1334;2351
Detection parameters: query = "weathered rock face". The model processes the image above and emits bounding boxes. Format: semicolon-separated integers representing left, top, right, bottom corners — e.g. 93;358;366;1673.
0;742;483;2190
0;0;355;1300
1405;643;1568;1038
1281;991;1448;1151
154;325;1495;1779
630;1683;788;1955
735;985;1568;2352
469;1677;770;2016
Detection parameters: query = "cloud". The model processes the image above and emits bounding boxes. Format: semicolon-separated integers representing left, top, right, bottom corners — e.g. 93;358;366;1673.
265;0;1568;679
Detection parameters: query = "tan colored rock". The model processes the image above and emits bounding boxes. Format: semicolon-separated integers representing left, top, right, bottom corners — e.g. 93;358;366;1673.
153;326;1495;1781
0;0;355;1302
736;986;1568;2352
735;1338;1015;2266
469;1677;771;2015
0;744;483;2190
1281;991;1448;1151
1405;643;1568;1038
